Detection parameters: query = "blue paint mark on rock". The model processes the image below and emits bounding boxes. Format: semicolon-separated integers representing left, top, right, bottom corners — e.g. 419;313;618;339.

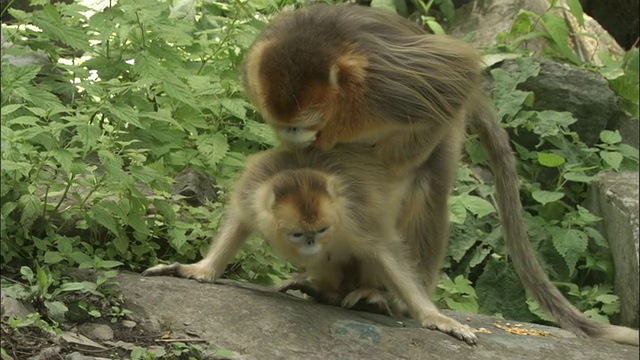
332;320;381;345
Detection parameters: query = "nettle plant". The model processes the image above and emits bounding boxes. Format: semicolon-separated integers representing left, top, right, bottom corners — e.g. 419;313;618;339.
1;0;293;284
438;0;638;323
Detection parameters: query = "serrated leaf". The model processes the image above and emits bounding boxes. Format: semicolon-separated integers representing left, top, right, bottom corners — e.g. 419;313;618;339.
541;12;580;64
584;227;608;248
219;98;247;120
106;103;142;128
31;5;90;51
196;133;229;169
97;149;131;183
600;151;623;170
168;227;188;249
537;152;566;167
19;194;42;230
74;124;101;151
51;149;74;172
549;227;588;275
1;161;32;176
90;202;120;237
244;120;277;146
531;190;564;205
2;104;23;116
460;194;496;218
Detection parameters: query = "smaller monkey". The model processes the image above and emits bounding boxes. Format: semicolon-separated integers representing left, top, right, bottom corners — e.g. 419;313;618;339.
143;145;477;344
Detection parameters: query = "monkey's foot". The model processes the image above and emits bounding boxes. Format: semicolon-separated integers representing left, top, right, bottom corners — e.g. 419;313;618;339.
142;262;217;282
278;279;341;305
421;313;477;345
341;287;393;315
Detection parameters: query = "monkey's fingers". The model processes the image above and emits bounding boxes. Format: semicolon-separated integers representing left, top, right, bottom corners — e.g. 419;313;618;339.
421;314;478;345
342;287;393;315
142;262;217;282
278;280;322;298
342;287;381;308
142;263;181;277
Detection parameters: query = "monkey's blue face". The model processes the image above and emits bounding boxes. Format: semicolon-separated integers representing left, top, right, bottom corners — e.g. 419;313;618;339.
288;226;330;256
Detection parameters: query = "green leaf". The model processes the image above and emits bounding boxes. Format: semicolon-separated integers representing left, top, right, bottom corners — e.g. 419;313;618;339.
448;196;467;225
537;152;566;167
565;0;585;28
370;0;398;13
19;194;42;229
2;104;23;116
168;227;188;250
74;124;102;151
31;5;90;51
563;172;593;183
44;251;64;264
459;194;496;218
244;120;277;146
106;103;142;128
196;133;229;169
219;98;247;120
531;190;564;205
476;258;536;322
599;130;622;145
89;202;121;240
20;266;35;283
44;300;68;323
425;19;445;35
600;151;623;170
549;227;588;275
541;12;580;64
51;149;75;173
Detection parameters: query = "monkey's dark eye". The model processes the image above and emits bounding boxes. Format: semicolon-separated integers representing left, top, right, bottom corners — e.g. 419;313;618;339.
317;226;329;234
289;232;305;241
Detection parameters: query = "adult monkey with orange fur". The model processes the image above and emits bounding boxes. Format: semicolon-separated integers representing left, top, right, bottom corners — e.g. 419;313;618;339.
241;3;639;346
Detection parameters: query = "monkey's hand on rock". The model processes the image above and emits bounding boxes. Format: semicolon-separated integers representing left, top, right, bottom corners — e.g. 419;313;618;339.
342;287;393;315
420;313;477;345
278;279;342;306
142;262;217;282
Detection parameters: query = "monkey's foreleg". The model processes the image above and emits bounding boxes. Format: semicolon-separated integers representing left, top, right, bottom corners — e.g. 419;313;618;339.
365;238;477;345
143;214;251;282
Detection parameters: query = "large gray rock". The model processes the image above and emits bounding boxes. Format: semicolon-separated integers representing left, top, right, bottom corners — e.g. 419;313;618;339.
499;59;635;147
116;272;638;360
587;171;640;328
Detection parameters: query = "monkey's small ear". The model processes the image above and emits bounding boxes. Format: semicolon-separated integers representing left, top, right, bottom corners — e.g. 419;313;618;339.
325;176;341;200
328;53;368;90
265;190;277;210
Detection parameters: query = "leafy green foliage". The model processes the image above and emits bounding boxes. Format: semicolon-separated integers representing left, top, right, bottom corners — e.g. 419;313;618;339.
446;54;638;324
1;0;283;277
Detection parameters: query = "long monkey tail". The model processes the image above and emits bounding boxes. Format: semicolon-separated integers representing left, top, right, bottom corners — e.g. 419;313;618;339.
468;97;639;346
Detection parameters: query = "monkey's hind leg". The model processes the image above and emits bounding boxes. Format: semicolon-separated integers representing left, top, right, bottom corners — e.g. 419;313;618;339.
365;235;477;345
142;214;251;282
